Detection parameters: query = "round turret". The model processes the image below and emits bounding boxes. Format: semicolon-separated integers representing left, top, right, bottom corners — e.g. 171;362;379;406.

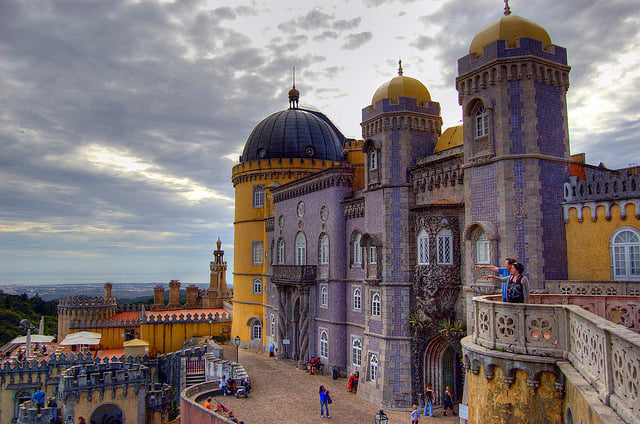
240;108;345;163
371;60;431;108
469;7;552;57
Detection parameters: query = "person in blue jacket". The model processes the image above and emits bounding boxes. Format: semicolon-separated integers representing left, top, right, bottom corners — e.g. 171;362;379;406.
476;257;516;301
319;385;331;418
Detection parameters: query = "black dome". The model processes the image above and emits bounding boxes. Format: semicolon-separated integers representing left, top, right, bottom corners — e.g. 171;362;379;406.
241;108;346;163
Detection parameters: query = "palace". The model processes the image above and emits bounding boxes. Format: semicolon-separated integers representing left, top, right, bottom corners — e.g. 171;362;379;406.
230;3;640;423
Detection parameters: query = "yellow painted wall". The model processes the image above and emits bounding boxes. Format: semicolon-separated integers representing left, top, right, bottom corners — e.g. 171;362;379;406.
231;158;340;342
466;365;562;424
140;321;229;355
566;203;640;280
0;369;61;424
73;388;140;424
562;377;605;424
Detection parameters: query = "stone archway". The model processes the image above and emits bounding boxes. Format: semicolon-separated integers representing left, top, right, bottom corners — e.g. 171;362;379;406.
89;403;125;424
423;336;462;404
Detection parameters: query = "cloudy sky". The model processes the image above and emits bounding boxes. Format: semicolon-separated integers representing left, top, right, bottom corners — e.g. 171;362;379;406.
1;0;639;287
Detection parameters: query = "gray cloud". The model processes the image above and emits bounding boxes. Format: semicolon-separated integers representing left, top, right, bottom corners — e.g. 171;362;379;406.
313;31;339;42
341;31;373;50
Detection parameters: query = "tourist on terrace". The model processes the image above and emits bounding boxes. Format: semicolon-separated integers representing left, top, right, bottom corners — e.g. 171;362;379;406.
33;389;46;414
347;372;358;392
487;262;529;303
476;257;516;302
411;404;420;423
443;386;455;416
220;375;227;395
319;385;331;418
423;383;434;417
204;397;212;410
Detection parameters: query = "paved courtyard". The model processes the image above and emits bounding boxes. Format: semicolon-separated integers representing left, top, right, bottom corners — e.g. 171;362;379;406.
205;344;460;424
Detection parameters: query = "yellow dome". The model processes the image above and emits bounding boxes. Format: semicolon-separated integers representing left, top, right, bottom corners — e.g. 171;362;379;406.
469;13;551;57
371;63;431;107
434;123;463;153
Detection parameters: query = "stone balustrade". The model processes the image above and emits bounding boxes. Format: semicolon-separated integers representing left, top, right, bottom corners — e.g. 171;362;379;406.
545;280;640;297
471;294;640;423
180;381;237;424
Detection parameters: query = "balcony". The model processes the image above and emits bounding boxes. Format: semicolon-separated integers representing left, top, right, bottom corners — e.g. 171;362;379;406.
468;294;640;423
271;265;317;285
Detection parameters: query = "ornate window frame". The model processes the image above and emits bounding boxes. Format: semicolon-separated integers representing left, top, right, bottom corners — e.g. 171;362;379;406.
610;226;640;281
252;185;265;208
251;241;264;265
319;330;329;358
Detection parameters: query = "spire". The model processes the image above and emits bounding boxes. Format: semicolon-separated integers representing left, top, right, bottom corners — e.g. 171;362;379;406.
503;0;511;15
288;67;299;109
398;59;403;76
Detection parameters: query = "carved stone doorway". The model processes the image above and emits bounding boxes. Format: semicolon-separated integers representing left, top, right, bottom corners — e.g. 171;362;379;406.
423;336;463;403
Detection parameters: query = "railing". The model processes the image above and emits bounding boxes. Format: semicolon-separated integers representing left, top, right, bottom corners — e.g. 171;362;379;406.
271;265;317;284
472;295;640;423
545;280;640;297
186;359;205;375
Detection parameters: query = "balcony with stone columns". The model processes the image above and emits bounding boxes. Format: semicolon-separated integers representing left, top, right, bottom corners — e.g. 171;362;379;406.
271;265;317;285
463;294;640;424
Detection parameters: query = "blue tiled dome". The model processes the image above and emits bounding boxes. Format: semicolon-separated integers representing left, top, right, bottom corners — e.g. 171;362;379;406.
241;108;346;163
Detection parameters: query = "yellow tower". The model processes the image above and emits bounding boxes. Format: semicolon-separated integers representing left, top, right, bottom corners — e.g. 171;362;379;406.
230;82;347;344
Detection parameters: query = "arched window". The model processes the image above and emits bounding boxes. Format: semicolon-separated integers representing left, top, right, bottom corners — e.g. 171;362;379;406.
353;287;361;310
371;293;381;317
252;185;264;208
252;278;262;295
437;229;452;265
277;238;285;264
369;354;378;381
476;233;490;264
320;285;328;307
611;228;640;280
319;234;329;265
352;338;362;366
353;233;362;265
251;320;262;340
319;330;329;358
369;246;377;264
475;104;488;138
417;229;429;265
295;232;306;265
252;241;263;265
370;150;378;170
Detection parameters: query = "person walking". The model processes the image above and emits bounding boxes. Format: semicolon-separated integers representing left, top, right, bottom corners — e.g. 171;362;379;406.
423;383;434;417
443;386;455;416
319;385;331;418
411;405;420;423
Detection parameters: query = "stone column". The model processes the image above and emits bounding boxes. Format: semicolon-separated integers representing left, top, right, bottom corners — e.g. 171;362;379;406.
185;285;199;308
276;286;287;359
167;280;181;309
152;285;165;311
104;282;112;298
297;287;310;368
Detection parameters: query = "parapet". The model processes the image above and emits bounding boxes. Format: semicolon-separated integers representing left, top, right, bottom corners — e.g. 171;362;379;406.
17;401;55;424
57;295;117;309
564;173;640;203
59;362;150;401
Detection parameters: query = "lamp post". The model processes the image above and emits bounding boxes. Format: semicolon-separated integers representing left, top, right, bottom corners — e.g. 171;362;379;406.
234;336;241;363
374;409;388;424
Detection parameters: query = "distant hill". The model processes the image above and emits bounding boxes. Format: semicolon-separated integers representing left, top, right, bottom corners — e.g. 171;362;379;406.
0;282;210;301
0;292;58;346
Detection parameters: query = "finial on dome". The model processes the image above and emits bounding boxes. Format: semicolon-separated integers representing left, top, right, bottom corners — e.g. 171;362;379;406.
288;67;299;109
503;0;511;15
398;59;403;76
216;238;222;250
